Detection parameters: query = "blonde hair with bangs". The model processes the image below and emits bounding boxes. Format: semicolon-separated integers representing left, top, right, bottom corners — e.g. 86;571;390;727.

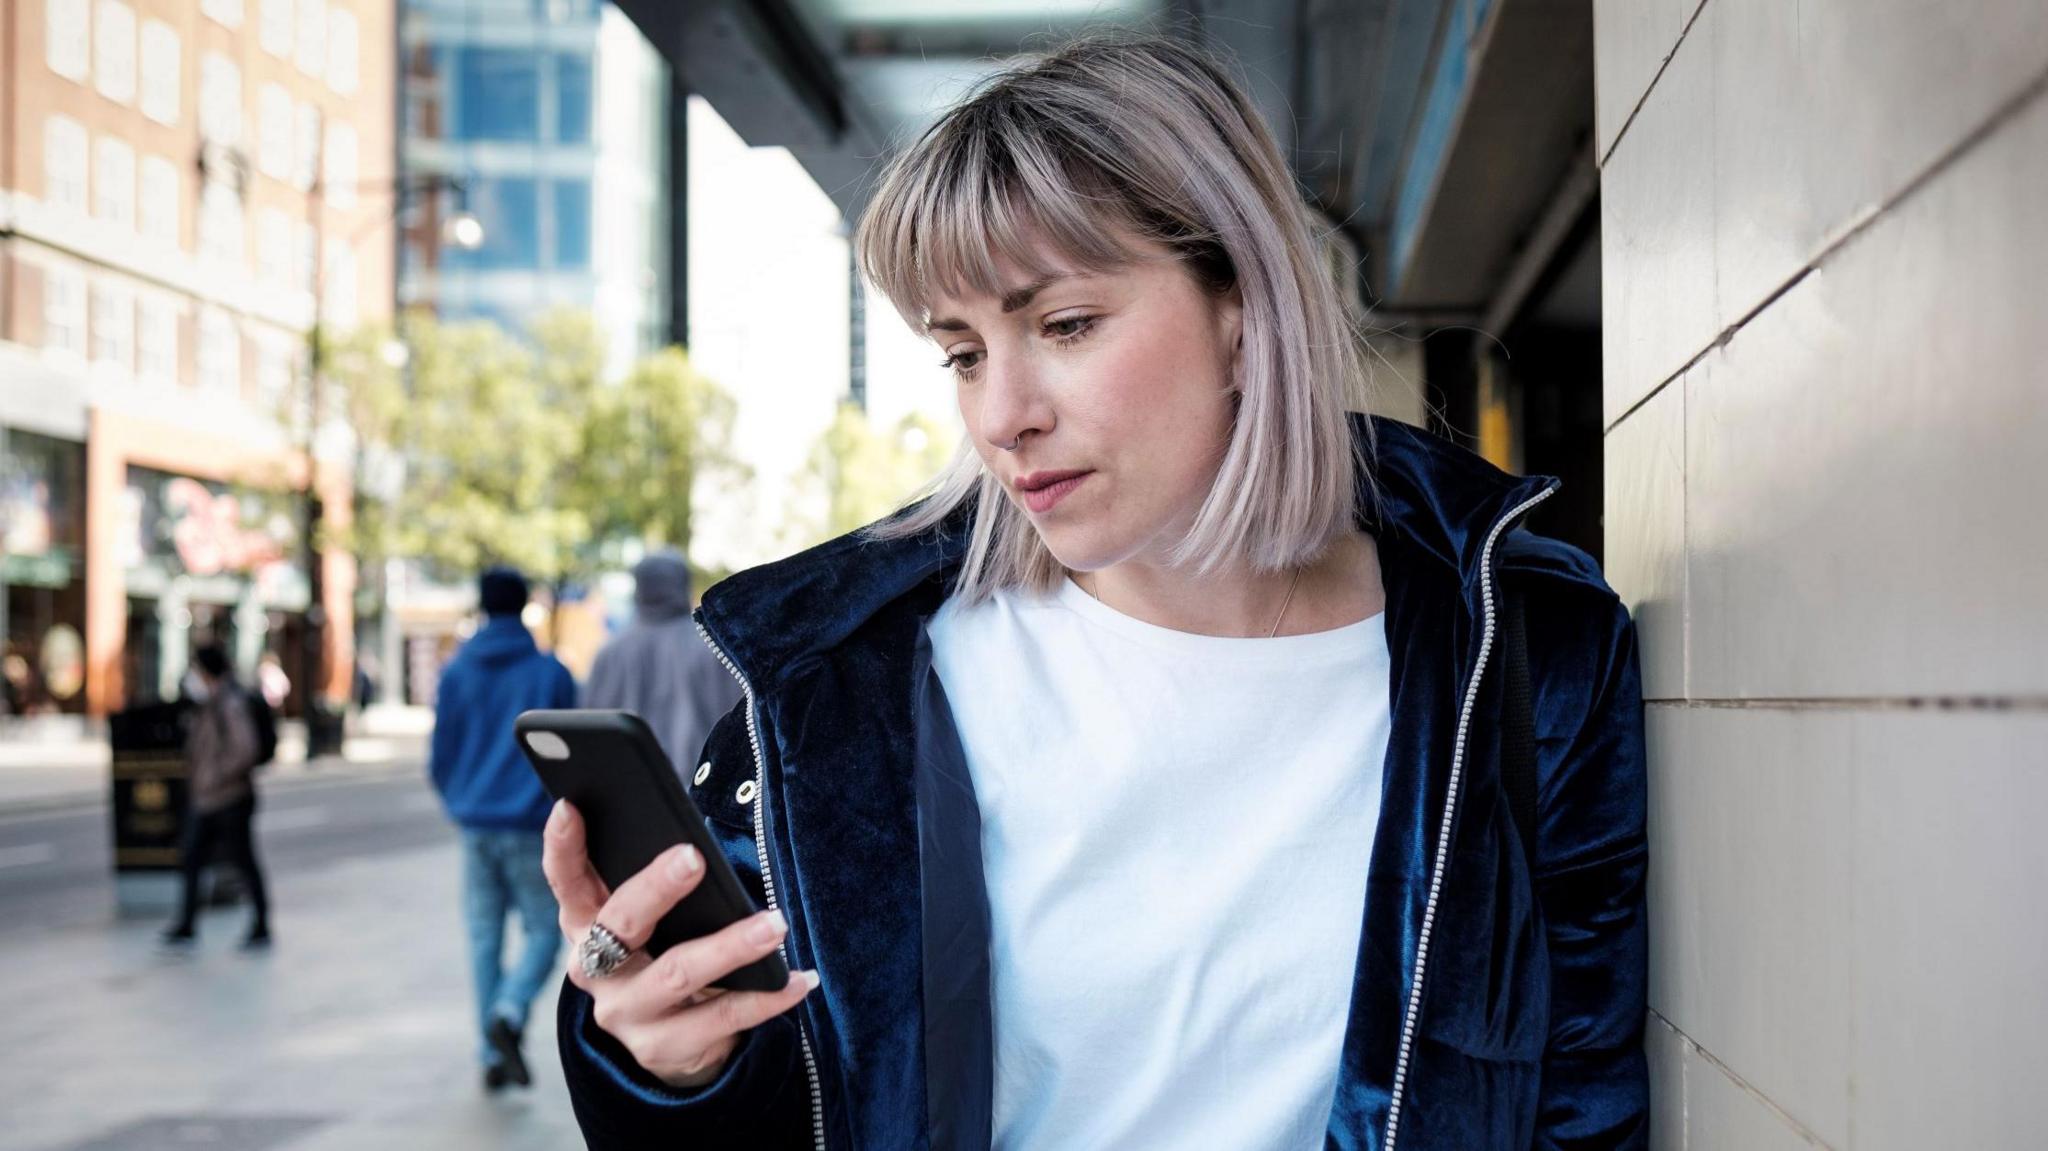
857;33;1371;605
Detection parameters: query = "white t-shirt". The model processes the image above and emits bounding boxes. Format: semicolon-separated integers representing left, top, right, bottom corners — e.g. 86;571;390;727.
927;577;1392;1151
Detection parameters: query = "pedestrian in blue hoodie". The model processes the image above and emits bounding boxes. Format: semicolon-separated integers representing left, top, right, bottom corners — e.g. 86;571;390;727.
429;566;578;1093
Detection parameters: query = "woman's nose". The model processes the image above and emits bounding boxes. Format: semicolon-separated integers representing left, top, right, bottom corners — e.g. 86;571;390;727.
978;352;1050;452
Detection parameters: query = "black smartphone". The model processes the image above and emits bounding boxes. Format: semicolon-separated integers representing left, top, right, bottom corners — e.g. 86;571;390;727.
514;709;790;993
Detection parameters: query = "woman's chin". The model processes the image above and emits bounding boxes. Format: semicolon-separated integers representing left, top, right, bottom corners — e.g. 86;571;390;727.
1029;525;1128;577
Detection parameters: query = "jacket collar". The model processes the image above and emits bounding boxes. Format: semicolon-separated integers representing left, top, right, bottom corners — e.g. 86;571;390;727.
695;414;1556;694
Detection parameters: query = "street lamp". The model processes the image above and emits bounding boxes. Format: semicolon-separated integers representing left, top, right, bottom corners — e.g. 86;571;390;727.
443;210;485;252
299;173;482;756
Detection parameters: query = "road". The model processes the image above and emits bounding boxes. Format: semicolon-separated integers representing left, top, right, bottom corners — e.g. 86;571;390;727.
0;768;451;936
0;767;586;1151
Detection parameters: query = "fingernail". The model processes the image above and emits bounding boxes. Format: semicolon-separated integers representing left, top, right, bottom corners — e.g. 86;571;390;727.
799;970;821;992
745;910;787;946
546;800;566;831
668;846;702;880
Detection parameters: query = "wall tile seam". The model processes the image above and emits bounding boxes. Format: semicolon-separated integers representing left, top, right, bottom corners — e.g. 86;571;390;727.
1648;1008;1838;1151
1645;697;2048;712
1604;58;2048;440
1597;0;1714;173
1647;1012;1689;1151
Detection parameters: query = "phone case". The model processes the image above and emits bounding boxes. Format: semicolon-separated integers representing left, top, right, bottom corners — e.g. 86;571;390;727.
513;709;791;993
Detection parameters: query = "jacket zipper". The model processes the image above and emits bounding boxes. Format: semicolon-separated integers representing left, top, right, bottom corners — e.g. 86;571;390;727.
695;618;828;1151
1381;483;1557;1151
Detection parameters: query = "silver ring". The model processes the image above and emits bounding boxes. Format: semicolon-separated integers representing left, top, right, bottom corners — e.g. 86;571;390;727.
579;922;631;980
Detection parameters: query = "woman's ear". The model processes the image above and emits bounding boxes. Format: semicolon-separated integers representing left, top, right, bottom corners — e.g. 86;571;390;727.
1219;288;1246;386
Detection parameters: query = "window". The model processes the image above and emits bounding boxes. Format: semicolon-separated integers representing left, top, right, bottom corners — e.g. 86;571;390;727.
140;19;179;124
139;156;180;246
327;9;358;95
556;53;591;144
452;177;538;270
293;101;321;191
93;0;135;105
553;179;589;270
43;116;88;212
259;0;292;58
93;137;135;230
201;0;243;29
199;180;244;267
200;53;242;145
295;0;327;78
258;83;292;179
257;208;293;288
456;50;539;141
47;0;89;83
42;264;88;358
138;295;179;384
90;280;135;371
256;334;295;415
197;309;241;394
322;244;357;330
323;122;357;208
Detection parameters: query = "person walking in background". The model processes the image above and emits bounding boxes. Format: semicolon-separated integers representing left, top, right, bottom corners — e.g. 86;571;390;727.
582;549;742;780
162;644;272;949
429;567;578;1093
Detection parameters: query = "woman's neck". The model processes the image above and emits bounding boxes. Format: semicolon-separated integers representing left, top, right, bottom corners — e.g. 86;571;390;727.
1070;530;1384;638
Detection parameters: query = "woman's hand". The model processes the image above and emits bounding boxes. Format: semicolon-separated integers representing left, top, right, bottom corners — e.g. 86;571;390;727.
543;800;820;1088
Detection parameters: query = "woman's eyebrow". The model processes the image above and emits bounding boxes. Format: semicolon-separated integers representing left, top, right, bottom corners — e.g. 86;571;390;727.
925;274;1073;332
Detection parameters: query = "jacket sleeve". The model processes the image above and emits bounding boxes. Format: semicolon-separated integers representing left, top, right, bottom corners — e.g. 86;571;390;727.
555;699;813;1149
555;660;580;709
1531;590;1651;1150
427;668;462;798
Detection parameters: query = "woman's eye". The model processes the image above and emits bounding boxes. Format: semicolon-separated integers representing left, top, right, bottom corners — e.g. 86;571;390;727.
940;350;984;374
1044;316;1095;341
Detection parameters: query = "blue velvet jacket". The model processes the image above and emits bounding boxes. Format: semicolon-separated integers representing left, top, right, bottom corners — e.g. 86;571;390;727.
558;416;1650;1150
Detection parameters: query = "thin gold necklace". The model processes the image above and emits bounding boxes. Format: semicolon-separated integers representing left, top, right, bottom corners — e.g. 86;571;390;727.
1080;567;1304;638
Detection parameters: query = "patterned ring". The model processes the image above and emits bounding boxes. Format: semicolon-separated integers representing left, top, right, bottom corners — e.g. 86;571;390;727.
579;922;632;980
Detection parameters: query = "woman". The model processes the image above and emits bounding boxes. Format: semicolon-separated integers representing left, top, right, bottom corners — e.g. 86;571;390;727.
545;34;1647;1151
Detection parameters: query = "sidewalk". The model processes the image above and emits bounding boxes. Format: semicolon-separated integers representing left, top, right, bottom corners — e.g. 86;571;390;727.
0;827;584;1150
0;705;437;813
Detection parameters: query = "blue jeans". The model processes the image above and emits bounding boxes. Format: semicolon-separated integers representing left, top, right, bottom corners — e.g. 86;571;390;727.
461;828;562;1067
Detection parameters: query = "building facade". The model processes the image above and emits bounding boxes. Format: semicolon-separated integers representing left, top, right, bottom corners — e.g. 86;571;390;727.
1;0;397;720
1598;1;2048;1146
396;0;674;375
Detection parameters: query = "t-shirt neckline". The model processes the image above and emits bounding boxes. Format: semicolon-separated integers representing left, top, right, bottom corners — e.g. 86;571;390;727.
1047;576;1385;664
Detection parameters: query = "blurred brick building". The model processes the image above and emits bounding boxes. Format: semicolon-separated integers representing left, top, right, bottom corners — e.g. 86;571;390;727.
1;0;396;721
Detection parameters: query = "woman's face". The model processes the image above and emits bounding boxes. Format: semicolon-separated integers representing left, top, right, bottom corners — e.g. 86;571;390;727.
927;242;1243;573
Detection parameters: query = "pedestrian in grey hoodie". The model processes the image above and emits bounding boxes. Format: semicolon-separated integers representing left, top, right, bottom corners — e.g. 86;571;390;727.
583;550;742;779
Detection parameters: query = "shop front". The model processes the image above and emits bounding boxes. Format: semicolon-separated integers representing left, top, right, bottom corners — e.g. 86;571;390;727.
119;467;314;715
1;428;90;719
82;406;355;720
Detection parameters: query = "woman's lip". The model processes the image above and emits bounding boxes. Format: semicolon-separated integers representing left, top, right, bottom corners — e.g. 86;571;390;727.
1021;471;1090;513
1017;468;1089;491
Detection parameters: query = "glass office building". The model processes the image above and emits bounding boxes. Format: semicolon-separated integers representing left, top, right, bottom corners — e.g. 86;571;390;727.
397;0;674;372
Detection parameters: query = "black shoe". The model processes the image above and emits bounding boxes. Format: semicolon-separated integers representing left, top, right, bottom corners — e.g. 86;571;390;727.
486;1017;530;1087
483;1063;512;1093
159;926;197;949
240;928;272;951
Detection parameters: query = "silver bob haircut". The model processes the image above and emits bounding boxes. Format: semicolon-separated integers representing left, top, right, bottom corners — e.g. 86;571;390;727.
856;33;1372;605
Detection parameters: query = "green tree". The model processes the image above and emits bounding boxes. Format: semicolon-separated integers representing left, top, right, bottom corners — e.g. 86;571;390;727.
799;403;958;543
322;309;741;586
571;344;746;568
